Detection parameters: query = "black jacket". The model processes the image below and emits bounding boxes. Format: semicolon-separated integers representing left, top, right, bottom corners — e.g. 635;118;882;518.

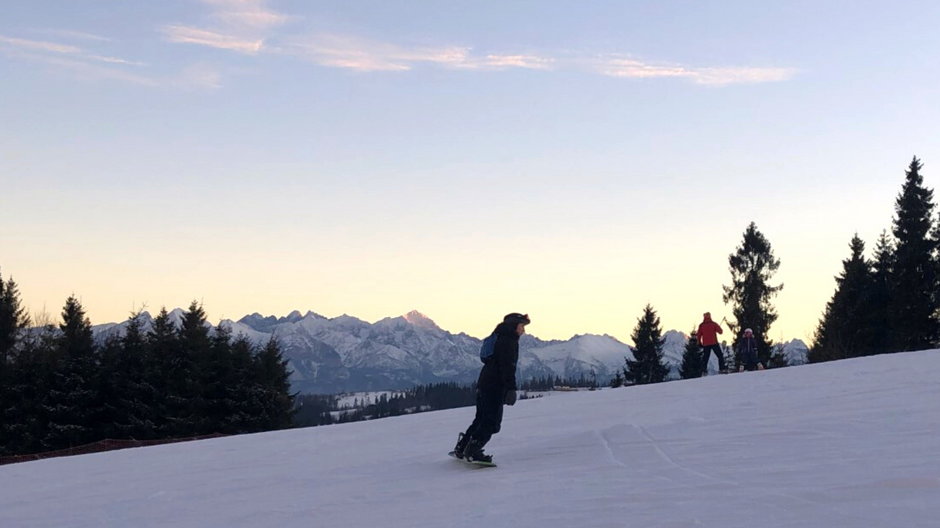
737;336;759;368
477;322;519;393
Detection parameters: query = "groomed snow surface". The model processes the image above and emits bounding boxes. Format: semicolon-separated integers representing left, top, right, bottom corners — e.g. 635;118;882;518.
3;351;939;528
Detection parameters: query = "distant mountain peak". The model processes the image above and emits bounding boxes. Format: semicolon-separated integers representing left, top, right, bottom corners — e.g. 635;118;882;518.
283;310;304;323
167;308;186;326
403;310;441;331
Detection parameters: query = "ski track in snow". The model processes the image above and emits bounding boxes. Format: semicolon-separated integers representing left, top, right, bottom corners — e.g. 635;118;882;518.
634;423;735;486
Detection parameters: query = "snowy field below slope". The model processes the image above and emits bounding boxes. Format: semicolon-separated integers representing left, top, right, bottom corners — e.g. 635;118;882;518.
3;351;939;528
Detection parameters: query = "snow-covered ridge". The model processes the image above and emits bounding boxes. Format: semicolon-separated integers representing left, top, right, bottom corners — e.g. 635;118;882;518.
4;350;938;527
90;309;805;394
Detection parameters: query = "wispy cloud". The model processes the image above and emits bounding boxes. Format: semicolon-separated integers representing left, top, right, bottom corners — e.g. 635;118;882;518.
280;34;465;71
85;54;145;66
279;34;555;73
0;34;144;66
1;49;158;86
0;33;224;90
688;66;797;86
279;36;790;84
202;0;290;31
4;47;225;91
162;25;263;55
155;3;793;87
32;29;112;43
0;35;81;54
480;54;555;70
161;0;288;54
596;56;796;85
5;5;794;89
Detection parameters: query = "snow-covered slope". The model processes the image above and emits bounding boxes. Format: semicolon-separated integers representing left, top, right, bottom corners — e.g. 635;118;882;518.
3;350;938;528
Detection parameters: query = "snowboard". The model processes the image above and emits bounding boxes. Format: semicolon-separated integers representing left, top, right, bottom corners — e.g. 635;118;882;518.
448;451;497;468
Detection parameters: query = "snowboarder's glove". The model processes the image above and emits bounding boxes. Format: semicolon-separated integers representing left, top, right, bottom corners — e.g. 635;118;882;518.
504;390;517;406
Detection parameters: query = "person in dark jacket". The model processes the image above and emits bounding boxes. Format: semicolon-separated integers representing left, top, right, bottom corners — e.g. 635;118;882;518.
453;312;529;463
736;328;764;371
697;312;726;374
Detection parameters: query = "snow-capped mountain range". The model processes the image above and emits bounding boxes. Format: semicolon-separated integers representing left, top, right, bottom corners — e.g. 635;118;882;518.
91;309;808;394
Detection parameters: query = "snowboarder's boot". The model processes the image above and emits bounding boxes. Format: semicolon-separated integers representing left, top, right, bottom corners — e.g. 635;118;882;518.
453;432;469;459
462;438;493;464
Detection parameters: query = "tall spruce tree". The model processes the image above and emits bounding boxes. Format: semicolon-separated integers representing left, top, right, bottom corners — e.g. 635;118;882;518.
889;156;938;351
174;301;211;436
254;337;295;430
99;311;157;440
4;318;59;454
623;305;669;385
43;295;100;449
149;307;185;437
0;270;30;370
195;322;237;434
723;222;784;368
679;330;703;379
121;312;158;438
811;235;875;362
0;271;30;453
869;231;895;354
229;335;263;432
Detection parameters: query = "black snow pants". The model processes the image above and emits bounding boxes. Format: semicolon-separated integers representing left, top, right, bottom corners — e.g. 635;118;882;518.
701;344;725;373
463;387;504;446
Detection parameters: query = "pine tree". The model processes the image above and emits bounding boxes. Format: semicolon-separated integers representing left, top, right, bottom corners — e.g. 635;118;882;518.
174;301;210;436
623;304;669;385
722;222;785;368
121;312;158;438
195;321;237;434
3;318;59;454
254;337;295;430
229;335;263;432
43;295;100;450
96;334;124;438
869;231;894;354
0;270;30;370
99;312;157;440
723;342;737;372
679;330;703;379
889;156;938;351
0;271;30;453
609;371;624;388
811;234;875;362
149;307;184;437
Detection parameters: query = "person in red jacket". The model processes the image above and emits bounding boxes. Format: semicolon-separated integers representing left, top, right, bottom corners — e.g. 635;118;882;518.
697;312;726;374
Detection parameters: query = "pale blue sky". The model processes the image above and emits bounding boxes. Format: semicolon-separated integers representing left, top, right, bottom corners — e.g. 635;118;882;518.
2;1;940;341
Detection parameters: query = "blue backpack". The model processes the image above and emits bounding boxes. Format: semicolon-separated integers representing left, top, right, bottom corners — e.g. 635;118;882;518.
480;333;498;363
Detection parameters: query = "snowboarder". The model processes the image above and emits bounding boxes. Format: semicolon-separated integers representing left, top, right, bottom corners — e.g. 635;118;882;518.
453;312;529;464
698;312;726;374
736;328;765;371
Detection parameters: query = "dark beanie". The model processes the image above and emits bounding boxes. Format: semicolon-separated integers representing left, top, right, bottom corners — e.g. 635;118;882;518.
503;313;531;326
